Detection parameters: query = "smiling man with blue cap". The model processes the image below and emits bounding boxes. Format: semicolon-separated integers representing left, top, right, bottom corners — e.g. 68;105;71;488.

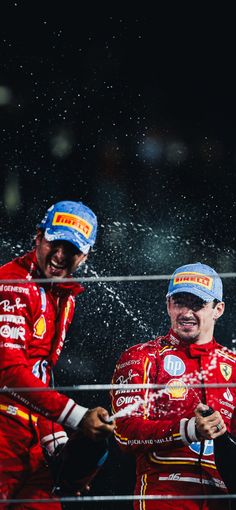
111;261;236;510
36;200;98;278
39;200;97;254
166;262;224;344
0;199;114;507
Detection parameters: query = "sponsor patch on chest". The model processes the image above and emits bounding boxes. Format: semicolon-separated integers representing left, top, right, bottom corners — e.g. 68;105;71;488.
164;354;186;376
165;378;188;400
220;362;232;380
34;315;46;338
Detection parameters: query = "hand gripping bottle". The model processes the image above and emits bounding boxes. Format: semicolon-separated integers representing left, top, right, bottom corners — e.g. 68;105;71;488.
201;407;236;495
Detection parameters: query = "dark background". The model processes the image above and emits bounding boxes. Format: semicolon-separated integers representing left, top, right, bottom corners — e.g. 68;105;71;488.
0;3;235;508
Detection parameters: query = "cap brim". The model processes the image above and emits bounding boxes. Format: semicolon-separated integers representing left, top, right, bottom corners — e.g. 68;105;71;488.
166;287;214;302
44;228;90;254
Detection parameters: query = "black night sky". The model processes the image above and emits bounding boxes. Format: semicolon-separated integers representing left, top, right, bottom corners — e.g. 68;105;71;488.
0;3;235;508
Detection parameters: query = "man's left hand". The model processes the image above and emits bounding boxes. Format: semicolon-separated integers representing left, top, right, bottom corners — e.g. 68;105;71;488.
195;403;226;440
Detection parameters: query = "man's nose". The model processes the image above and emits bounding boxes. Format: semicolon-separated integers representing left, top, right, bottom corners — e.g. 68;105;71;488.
54;244;68;259
179;306;194;315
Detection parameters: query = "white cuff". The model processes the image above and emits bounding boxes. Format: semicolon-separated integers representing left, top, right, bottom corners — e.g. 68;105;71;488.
57;399;88;429
180;417;199;444
41;431;68;455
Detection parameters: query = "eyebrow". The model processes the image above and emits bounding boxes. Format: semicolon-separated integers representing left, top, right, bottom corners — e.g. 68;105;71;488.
172;297;206;306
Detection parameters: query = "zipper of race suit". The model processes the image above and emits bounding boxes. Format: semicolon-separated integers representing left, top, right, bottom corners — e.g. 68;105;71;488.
49;366;58;453
198;358;207;508
49;295;64;452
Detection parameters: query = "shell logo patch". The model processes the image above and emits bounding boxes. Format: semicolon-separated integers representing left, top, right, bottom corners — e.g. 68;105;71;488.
220;363;232;381
34;315;46;338
173;272;213;290
52;212;92;239
165;379;188;400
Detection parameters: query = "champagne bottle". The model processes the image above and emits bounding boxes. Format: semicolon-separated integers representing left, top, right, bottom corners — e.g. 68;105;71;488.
49;432;109;494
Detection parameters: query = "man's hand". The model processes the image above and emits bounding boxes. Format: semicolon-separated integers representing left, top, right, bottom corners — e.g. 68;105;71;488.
195;403;226;440
79;407;115;440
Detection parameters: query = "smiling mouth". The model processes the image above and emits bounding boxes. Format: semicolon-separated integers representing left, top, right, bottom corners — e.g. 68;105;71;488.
49;260;66;271
178;320;197;326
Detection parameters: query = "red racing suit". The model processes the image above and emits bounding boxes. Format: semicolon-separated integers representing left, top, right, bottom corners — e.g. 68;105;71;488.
111;330;236;510
0;249;87;508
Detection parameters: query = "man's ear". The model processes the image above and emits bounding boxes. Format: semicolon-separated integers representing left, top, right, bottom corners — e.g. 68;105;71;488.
213;301;225;320
35;229;44;246
166;298;171;317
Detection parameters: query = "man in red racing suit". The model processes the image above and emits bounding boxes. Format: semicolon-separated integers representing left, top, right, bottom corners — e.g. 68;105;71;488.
111;262;236;510
0;200;115;509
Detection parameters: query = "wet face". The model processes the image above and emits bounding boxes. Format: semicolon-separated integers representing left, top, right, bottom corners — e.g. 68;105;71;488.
167;292;225;344
35;231;87;278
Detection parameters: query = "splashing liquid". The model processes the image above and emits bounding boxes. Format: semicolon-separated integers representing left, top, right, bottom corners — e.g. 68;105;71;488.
109;352;222;421
89;268;149;332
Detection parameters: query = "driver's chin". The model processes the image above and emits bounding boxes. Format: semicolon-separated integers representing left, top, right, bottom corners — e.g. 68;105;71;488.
179;332;198;342
174;326;199;342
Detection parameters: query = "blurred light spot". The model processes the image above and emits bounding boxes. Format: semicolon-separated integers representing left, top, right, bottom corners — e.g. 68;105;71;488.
166;140;188;165
4;173;21;212
138;136;163;162
0;85;13;106
49;129;74;158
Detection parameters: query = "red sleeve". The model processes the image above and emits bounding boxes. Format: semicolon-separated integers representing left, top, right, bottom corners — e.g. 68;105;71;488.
111;345;193;453
0;280;87;429
0;365;74;421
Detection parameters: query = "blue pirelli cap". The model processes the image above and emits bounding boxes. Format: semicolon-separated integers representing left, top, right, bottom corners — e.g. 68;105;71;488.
166;262;223;302
38;200;97;254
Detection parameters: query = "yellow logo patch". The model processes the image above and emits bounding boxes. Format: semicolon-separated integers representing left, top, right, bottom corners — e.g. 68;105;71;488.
173;272;213;290
220;363;232;381
34;315;46;338
52;212;92;239
165;379;188;400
